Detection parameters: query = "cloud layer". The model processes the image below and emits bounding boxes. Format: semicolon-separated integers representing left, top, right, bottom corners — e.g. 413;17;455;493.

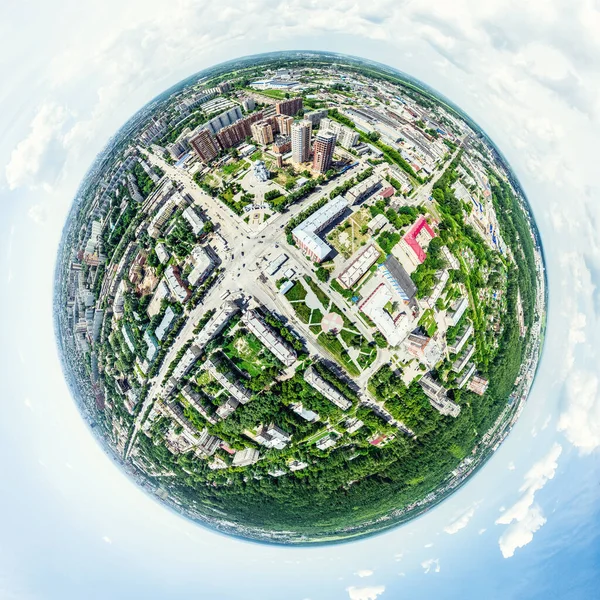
496;443;562;558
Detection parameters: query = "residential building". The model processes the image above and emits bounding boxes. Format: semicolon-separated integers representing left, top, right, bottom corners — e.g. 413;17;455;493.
241;97;255;112
467;375;489;396
319;117;359;148
216;111;265;149
251;120;274;145
304;109;328;127
144;330;159;362
216;398;239;420
205;359;252;404
203;106;243;135
172;344;203;380
337;243;380;289
448;322;473;355
255;423;291;450
242;309;297;367
316;433;338;450
232;447;260;467
447;297;469;327
452;344;475;373
312;131;336;174
181;384;217;425
405;333;443;366
155;242;170;265
275;97;303;116
187;245;214;286
182;206;205;236
292;195;348;262
189;129;220;164
456;362;476;389
288;460;308;472
419;374;461;417
303;366;352;411
290;402;320;423
164;265;191;303
275;114;294;136
345;417;364;434
155;307;176;341
291;120;312;164
345;175;382;205
368;213;388;234
273;135;291;154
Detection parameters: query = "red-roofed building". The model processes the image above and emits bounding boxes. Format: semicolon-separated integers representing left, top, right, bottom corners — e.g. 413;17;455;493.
379;186;395;198
398;215;436;268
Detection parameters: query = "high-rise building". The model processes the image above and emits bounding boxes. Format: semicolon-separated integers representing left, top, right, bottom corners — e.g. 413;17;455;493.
276;97;303;116
304;109;328;127
189;129;220;163
241;97;255;112
312;131;336;173
319;118;359;149
291;120;312;164
276;114;294;136
251;121;274;145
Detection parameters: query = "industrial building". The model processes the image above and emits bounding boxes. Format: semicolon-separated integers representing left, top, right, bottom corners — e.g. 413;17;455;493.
380;256;417;302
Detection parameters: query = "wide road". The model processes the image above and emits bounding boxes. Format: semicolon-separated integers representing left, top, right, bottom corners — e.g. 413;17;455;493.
125;150;424;457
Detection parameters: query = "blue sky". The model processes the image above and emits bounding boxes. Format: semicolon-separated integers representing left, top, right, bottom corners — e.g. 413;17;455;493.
1;1;600;598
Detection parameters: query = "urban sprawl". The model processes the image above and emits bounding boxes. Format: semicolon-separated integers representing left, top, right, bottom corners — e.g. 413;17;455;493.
56;54;546;544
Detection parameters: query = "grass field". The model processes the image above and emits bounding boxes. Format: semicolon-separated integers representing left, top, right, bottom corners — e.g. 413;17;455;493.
304;276;331;310
327;208;371;259
317;332;360;377
418;308;438;337
285;282;307;302
221;160;249;177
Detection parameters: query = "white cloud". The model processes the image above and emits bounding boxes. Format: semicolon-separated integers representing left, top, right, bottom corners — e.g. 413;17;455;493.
478;528;487;535
355;570;374;578
346;586;385;600
496;443;562;558
421;558;440;574
507;461;516;471
558;370;600;453
5;103;71;190
102;536;112;544
424;543;434;548
444;502;480;534
393;553;403;562
27;204;47;224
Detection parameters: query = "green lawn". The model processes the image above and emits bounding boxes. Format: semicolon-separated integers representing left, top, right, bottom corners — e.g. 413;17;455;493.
317;332;360;377
285;282;307;302
221;160;249;177
418;309;438;337
304;276;331;309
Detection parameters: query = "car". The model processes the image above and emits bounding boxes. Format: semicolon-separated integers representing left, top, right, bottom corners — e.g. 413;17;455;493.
241;251;245;256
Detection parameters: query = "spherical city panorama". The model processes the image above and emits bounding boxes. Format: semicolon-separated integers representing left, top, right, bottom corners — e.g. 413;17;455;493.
55;51;546;545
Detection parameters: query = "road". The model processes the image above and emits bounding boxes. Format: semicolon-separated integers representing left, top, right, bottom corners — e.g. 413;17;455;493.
125;151;424;457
